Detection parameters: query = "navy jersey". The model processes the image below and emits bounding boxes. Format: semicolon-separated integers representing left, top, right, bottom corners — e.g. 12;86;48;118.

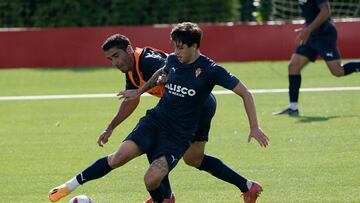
299;0;333;34
149;54;239;143
125;48;166;90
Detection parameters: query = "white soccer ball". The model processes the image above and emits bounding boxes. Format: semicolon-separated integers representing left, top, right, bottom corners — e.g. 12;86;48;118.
69;195;95;203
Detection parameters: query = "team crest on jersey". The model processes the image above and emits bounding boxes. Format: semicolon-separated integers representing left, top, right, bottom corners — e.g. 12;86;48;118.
195;68;202;78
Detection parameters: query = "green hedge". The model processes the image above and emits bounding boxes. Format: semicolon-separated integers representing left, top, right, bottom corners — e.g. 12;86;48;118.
1;0;358;27
0;0;254;27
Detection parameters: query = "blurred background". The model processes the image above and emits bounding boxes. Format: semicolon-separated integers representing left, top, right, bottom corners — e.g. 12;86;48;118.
0;0;360;27
0;0;359;67
1;0;359;27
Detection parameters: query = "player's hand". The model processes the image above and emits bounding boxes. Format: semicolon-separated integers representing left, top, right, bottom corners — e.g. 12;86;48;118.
295;27;310;45
117;89;140;101
248;128;269;147
97;129;113;147
156;73;167;86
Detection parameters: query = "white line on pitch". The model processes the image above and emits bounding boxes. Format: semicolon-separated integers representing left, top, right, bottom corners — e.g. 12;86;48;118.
0;86;359;101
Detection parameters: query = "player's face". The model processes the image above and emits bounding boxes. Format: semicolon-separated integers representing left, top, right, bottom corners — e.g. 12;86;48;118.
104;47;133;73
172;41;198;64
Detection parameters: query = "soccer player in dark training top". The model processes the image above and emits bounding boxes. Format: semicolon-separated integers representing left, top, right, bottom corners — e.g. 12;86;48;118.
120;22;269;203
49;33;268;202
273;0;360;116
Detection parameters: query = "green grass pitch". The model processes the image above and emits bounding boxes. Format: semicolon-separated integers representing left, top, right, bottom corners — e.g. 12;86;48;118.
0;61;359;202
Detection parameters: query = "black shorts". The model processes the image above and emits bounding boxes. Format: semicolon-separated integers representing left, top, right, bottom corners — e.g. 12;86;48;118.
192;93;217;142
296;24;340;62
124;113;189;171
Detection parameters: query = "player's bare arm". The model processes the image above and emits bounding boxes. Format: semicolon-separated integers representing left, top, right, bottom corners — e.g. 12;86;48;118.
97;98;140;147
232;81;269;147
117;67;167;100
296;2;331;45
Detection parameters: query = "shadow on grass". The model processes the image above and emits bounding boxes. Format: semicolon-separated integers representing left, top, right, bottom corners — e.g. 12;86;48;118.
290;115;359;123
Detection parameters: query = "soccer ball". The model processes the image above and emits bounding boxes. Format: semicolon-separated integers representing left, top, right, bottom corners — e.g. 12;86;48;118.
69;195;95;203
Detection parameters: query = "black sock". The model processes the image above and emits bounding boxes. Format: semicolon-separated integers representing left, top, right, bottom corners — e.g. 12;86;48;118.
343;61;360;75
198;155;248;192
148;184;164;203
289;74;301;103
161;175;172;198
75;156;113;185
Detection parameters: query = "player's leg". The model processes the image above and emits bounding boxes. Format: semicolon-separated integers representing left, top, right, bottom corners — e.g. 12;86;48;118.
183;94;260;199
144;132;184;203
318;25;360;76
185;140;253;192
144;152;175;203
49;115;157;202
324;57;360;77
273;45;315;115
144;156;170;203
48;140;142;202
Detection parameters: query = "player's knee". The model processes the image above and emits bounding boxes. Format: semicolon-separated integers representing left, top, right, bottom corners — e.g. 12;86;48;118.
107;153;128;168
330;69;344;77
144;171;162;190
183;154;203;168
288;62;301;74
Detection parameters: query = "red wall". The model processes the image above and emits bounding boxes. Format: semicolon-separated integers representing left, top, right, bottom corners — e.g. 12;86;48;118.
1;21;359;68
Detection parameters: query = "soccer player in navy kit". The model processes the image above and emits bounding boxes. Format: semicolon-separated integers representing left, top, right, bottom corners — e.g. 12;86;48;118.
120;22;269;203
48;32;268;203
273;0;360;116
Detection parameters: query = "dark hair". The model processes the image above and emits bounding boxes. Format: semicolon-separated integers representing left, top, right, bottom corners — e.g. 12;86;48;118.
171;22;202;49
101;34;130;51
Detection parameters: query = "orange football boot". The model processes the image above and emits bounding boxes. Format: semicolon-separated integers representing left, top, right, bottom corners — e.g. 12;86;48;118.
242;181;263;203
144;192;175;203
48;184;71;202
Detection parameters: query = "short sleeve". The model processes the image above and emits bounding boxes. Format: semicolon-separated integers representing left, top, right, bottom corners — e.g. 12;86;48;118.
139;49;167;81
164;54;176;74
211;64;239;90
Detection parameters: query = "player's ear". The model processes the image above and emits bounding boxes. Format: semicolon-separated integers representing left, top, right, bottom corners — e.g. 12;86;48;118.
191;43;199;50
126;45;134;54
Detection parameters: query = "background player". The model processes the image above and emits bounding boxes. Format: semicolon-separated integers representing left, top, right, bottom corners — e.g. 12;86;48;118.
273;0;360;116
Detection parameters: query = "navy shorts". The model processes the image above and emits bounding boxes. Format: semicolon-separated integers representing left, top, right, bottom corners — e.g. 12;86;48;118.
192;93;216;142
124;112;188;171
296;23;340;62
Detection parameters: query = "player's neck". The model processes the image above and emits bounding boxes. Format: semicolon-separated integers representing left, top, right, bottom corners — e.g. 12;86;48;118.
186;50;200;64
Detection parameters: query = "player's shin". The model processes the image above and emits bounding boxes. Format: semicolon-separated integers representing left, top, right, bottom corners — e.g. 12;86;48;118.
75;156;113;185
198;155;248;192
147;184;165;203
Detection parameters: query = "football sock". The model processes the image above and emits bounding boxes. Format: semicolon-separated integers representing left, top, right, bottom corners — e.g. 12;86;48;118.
198;155;248;193
148;184;165;203
289;74;301;103
289;102;298;110
246;180;252;189
161;175;172;198
75;156;113;185
66;177;80;191
343;61;360;75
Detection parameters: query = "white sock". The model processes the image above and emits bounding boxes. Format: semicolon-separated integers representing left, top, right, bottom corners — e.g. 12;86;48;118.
66;177;80;191
246;180;253;189
289;102;298;110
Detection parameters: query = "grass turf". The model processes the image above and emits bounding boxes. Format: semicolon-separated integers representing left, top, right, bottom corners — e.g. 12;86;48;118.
0;61;359;202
